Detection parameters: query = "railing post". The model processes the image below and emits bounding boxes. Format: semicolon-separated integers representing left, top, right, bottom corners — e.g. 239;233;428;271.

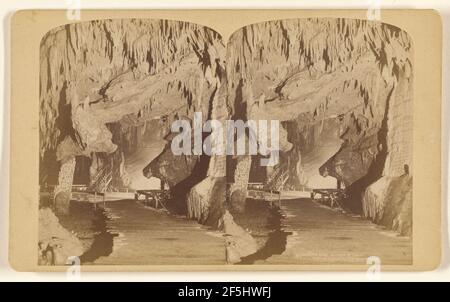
278;191;281;208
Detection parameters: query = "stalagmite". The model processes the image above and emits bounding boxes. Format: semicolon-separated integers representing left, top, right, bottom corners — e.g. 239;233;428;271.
54;156;76;215
220;211;258;263
228;155;252;212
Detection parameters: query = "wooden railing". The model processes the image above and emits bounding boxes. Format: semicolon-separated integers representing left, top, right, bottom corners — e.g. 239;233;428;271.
311;189;346;208
90;166;112;193
135;190;170;210
264;166;289;192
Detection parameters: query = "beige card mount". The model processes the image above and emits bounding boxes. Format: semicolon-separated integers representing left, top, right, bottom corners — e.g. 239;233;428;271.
9;9;442;271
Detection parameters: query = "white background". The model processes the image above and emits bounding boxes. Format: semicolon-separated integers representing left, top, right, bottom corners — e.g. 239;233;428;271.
0;0;448;282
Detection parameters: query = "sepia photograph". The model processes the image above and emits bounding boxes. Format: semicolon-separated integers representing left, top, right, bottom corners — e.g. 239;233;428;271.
37;17;414;266
0;0;447;296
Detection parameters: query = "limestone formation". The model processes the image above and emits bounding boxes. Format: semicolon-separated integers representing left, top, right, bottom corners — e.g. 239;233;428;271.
220;210;258;263
38;208;84;265
363;175;412;236
53;157;76;215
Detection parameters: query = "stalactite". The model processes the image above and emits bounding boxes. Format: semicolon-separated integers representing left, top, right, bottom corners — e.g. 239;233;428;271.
40;19;225;159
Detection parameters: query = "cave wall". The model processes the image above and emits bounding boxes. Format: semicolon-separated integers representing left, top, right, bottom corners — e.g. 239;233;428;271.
362;69;413;235
282;116;343;190
383;73;413;176
116;119;169;190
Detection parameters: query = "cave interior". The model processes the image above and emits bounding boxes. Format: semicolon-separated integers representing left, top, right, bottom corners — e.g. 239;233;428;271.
39;18;413;243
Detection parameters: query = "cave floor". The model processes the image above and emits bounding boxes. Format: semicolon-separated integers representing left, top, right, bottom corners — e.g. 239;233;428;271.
257;198;412;265
90;200;226;265
84;198;411;266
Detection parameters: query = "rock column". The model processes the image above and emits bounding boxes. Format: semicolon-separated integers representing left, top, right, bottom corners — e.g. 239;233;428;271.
54;157;76;215
229;155;251;212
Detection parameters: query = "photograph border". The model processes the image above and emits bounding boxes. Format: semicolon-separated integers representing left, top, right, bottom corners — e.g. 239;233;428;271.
9;9;442;272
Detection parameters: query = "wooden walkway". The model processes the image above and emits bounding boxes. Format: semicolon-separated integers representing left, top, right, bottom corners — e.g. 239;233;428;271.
89;200;226;265
70;191;136;209
256;199;412;265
